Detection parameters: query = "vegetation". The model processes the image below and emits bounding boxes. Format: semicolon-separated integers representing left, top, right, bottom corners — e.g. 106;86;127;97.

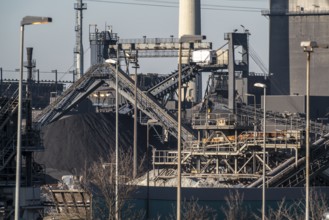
85;148;145;220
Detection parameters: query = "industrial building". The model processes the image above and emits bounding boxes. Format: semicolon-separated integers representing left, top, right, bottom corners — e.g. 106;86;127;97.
268;0;329;96
266;0;329;118
1;0;329;219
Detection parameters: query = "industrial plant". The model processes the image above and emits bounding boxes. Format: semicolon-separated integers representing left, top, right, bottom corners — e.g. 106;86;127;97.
1;0;329;219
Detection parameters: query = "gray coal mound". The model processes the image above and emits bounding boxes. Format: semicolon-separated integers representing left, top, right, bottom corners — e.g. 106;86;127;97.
35;112;158;179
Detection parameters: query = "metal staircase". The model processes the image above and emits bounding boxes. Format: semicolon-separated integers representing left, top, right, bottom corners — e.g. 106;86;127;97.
0;133;16;171
0;88;19;130
147;65;200;99
0;89;19;172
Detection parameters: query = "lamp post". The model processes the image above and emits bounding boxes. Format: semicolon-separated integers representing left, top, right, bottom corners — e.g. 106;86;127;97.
177;34;205;220
16;16;52;220
115;43;120;220
300;41;328;220
105;50;121;220
146;119;158;219
254;82;266;220
132;52;139;179
124;51;140;179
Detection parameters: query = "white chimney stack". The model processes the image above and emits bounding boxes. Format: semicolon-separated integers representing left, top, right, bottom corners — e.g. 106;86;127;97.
179;0;202;102
179;0;201;37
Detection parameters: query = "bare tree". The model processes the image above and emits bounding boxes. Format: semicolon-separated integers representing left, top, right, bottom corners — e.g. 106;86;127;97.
181;198;217;220
264;198;299;220
85;148;145;219
166;197;217;220
254;189;328;220
309;188;328;220
220;190;250;220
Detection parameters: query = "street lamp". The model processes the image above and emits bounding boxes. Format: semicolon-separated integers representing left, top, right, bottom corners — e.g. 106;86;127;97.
15;16;52;220
126;52;140;179
146;119;158;219
301;40;328;220
114;44;120;220
106;46;121;220
177;34;205;220
254;82;266;220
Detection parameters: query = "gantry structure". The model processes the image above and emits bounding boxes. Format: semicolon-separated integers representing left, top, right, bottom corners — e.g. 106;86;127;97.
29;29;329;188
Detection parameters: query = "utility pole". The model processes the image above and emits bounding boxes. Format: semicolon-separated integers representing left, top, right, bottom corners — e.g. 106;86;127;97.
300;41;329;220
133;52;139;179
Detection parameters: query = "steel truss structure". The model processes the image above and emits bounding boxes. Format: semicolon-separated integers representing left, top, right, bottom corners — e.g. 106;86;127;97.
31;32;329;189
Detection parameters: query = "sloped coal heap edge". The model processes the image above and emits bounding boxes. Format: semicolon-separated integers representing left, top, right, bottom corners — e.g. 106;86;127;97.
35;112;155;181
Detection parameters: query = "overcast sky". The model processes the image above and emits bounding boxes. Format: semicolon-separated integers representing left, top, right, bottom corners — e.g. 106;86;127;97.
0;0;269;82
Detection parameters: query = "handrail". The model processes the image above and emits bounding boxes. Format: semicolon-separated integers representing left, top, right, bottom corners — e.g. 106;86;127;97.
0;88;19;115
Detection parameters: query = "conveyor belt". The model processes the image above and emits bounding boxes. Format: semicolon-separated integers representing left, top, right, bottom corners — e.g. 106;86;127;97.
33;63;196;141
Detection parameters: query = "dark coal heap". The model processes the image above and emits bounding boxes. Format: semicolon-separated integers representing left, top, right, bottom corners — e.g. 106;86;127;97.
35;112;173;181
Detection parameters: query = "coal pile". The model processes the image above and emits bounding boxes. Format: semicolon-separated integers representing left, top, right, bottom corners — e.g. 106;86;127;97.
35;112;171;181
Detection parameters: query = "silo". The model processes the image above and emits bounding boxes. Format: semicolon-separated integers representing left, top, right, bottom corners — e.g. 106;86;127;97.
179;0;202;102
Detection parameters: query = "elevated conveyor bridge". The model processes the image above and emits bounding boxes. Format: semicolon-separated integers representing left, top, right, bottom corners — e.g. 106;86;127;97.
249;131;329;188
236;103;329;187
33;63;200;141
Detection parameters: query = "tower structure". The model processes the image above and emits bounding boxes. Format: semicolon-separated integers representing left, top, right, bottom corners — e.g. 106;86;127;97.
74;0;87;80
179;0;202;102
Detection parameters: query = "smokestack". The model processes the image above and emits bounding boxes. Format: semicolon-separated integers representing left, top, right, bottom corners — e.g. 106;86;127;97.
179;0;201;37
178;0;202;102
74;0;87;79
26;47;33;80
26;47;33;68
25;47;34;97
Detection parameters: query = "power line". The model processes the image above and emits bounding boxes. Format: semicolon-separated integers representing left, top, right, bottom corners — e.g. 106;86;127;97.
136;0;264;10
85;0;176;8
85;0;265;12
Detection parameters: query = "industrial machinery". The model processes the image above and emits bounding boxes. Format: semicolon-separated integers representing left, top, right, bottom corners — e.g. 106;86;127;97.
2;1;329;218
31;26;329;188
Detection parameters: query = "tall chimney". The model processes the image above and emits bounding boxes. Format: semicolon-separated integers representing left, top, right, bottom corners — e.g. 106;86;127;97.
178;0;202;103
179;0;201;37
74;0;87;79
26;48;33;83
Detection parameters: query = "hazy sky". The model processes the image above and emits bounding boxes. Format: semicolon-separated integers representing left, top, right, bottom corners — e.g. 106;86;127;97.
0;0;269;82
